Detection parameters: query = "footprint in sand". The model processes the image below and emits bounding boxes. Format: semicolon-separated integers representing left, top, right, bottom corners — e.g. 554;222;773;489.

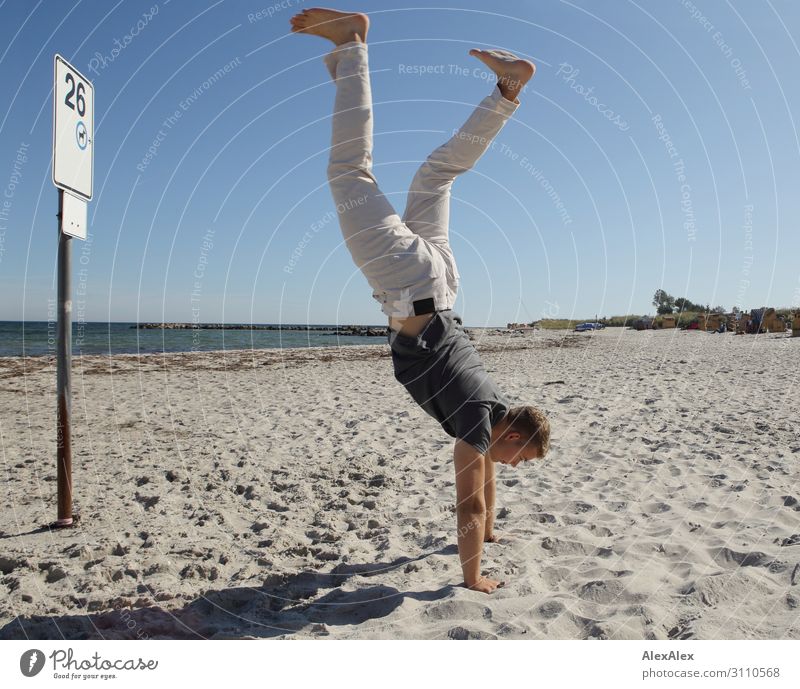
425;599;493;622
533;512;557;524
447;626;496;640
537;599;566;619
0;556;29;575
136;491;161;510
709;547;780;569
541;537;610;558
576;579;646;605
781;495;800;511
569;501;597;514
305;529;340;544
667;615;700;640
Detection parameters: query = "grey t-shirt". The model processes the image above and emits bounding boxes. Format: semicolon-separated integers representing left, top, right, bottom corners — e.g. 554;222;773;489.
388;309;510;455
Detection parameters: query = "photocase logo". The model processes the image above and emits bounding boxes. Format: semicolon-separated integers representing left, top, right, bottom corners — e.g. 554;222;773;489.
20;649;45;677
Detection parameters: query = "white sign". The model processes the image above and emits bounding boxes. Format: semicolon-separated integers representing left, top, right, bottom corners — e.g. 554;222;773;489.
61;191;87;240
53;54;94;202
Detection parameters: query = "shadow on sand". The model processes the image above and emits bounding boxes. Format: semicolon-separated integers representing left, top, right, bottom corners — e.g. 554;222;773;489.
0;546;458;639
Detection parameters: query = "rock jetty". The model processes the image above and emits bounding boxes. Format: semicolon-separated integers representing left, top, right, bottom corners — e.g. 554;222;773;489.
134;323;388;337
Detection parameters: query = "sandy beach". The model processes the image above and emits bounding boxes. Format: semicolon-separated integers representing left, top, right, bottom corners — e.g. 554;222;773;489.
1;327;798;640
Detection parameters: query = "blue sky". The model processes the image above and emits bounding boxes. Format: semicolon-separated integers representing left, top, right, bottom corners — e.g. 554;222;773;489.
0;0;798;326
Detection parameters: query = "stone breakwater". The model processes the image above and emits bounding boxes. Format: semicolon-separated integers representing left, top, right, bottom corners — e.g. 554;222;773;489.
134;323;389;337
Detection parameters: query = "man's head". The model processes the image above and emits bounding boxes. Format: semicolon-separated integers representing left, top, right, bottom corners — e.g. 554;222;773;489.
488;405;550;466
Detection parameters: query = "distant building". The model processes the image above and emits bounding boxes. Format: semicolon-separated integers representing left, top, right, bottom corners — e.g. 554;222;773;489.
660;315;676;328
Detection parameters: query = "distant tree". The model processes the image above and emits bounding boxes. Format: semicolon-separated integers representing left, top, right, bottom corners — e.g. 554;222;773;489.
674;296;705;312
656;292;726;314
652;289;668;307
652;289;675;314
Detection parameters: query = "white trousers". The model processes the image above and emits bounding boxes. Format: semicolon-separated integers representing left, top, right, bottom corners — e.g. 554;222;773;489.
324;41;519;318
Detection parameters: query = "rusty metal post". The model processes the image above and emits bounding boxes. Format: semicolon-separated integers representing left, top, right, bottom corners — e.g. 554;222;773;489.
55;188;73;527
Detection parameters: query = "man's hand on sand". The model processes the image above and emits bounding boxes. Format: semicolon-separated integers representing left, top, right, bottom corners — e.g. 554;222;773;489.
465;575;505;594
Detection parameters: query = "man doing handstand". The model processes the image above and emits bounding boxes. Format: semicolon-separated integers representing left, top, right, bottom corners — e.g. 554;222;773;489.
291;7;550;594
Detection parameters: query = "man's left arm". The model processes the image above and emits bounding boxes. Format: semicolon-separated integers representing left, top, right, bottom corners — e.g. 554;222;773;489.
483;452;496;542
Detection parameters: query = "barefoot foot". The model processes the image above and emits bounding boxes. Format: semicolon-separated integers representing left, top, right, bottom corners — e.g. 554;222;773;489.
469;48;535;102
290;7;369;46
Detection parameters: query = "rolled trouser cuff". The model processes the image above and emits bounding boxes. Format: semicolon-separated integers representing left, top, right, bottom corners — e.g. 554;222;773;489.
489;84;521;115
375;275;454;319
323;40;368;80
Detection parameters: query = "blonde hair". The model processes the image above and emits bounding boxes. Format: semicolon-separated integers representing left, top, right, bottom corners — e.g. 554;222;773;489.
505;405;550;456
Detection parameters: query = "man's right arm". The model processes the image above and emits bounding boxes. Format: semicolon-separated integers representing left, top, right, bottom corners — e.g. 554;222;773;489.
453;439;504;594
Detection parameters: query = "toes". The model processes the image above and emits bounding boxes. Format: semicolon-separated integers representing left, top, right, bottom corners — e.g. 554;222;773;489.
289;17;309;33
488;48;521;61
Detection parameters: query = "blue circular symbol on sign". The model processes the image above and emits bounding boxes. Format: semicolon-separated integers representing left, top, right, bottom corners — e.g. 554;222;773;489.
76;121;88;150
